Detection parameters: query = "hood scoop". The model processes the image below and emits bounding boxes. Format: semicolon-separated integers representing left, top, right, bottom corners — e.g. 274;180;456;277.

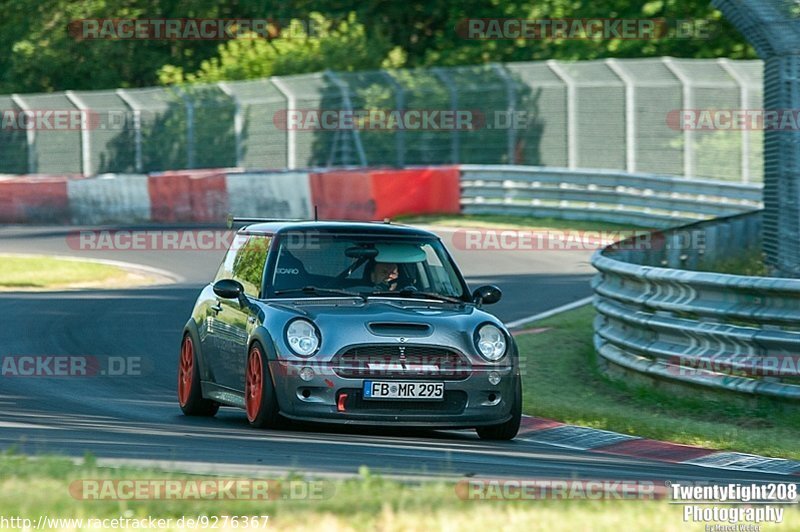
367;322;432;337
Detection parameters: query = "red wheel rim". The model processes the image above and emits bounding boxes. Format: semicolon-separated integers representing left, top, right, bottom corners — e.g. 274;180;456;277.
245;346;263;422
178;336;194;407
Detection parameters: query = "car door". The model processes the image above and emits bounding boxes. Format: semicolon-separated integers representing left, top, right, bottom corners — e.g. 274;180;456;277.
213;234;271;391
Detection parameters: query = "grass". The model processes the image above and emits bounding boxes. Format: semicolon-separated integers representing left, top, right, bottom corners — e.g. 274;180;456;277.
3;452;795;531
0;254;156;290
704;249;770;276
396;213;646;232
517;305;800;460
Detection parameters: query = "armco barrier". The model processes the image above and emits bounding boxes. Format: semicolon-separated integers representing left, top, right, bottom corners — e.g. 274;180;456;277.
0;165;761;232
592;210;800;402
460;165;762;228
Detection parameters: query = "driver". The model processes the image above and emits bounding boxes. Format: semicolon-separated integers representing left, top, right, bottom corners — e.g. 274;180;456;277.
370;261;399;290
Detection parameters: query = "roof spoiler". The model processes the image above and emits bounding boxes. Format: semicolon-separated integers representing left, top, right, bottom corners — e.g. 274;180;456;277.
227;214;309;228
226;210;392;228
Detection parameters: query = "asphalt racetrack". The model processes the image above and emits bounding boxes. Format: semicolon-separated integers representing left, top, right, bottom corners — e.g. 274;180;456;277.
0;224;790;484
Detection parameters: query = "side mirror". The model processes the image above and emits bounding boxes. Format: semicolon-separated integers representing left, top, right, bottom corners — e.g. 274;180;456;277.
472;285;502;305
213;279;244;300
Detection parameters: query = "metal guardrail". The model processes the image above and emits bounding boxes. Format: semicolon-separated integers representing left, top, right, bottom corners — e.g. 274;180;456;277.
460;165;762;228
591;210;800;401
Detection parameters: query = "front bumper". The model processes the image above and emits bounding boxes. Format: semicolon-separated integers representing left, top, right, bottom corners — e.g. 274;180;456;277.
268;360;517;427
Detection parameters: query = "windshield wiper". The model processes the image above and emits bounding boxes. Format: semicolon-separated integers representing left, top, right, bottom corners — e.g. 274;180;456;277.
369;290;464;304
274;286;367;301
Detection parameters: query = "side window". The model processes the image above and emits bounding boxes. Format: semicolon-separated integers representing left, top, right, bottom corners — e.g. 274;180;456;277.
214;234;247;282
232;235;271;297
215;234;271;298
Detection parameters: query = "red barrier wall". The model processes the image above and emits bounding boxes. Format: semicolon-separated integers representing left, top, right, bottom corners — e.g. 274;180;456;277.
148;170;228;223
309;170;376;221
370;167;461;219
309;167;461;221
0;177;69;223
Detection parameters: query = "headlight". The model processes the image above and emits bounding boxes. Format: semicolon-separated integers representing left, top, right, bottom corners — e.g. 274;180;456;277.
475;324;507;361
286;319;320;357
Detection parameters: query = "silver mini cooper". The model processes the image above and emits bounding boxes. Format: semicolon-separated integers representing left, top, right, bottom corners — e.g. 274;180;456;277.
178;219;521;440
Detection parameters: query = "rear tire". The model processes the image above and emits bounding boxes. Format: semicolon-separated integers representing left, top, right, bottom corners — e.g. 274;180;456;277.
178;334;219;417
476;376;521;440
245;341;284;429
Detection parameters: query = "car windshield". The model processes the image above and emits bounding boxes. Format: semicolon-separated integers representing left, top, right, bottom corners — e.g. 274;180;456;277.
269;232;467;300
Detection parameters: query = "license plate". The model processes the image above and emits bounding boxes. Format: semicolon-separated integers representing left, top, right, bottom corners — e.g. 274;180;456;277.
363;381;444;400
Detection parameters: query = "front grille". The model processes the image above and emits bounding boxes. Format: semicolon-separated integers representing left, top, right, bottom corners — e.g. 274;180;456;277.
335;345;471;380
339;389;467;414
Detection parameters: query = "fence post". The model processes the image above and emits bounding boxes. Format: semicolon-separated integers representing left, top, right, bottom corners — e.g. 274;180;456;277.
115;89;143;173
605;59;637;174
64;91;92;177
174;88;195;169
546;60;577;169
270;77;296;170
218;82;243;168
663;58;695;178
11;94;36;173
717;58;751;184
492;64;518;164
325;70;367;167
433;68;459;164
381;71;406;167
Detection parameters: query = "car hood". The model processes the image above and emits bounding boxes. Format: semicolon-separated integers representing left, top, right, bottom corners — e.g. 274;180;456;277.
257;298;506;358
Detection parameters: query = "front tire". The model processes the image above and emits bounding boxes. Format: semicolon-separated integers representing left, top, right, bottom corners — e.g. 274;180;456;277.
245;341;283;428
476;376;521;440
178;334;219;417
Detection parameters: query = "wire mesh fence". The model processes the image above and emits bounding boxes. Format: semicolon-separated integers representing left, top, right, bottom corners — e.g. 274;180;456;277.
0;57;764;182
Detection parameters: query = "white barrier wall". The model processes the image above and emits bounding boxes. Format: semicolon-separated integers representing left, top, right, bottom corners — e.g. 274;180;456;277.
67;174;151;224
225;172;313;219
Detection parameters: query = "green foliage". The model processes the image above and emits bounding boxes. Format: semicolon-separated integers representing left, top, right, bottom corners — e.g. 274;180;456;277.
158;13;401;85
0;0;756;95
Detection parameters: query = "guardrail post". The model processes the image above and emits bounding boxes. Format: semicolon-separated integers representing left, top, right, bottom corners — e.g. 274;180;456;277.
546;61;577;169
11;94;36;173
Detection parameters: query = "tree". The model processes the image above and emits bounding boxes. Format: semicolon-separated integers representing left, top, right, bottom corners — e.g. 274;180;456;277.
157;13;404;84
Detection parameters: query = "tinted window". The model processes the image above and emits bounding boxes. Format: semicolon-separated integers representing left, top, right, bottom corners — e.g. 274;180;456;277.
270;232;466;298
